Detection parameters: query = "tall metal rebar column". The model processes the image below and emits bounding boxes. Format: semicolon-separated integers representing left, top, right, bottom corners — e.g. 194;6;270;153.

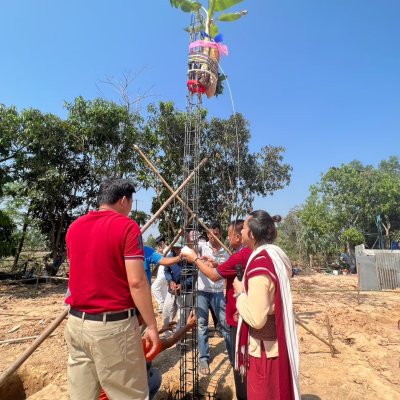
175;18;205;397
175;93;203;400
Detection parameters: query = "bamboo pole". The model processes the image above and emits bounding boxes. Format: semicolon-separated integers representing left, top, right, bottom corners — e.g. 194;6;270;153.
1;277;39;284
0;333;56;345
140;157;208;234
133;145;231;255
325;315;335;357
1;276;69;285
295;313;339;354
0;307;69;388
0;313;45;320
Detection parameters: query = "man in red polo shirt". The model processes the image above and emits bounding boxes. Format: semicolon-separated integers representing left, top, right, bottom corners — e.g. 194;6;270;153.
65;178;159;400
184;219;251;400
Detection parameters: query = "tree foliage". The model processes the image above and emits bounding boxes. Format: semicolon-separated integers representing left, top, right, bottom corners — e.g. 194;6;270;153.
0;210;16;258
3;95;399;272
298;158;400;262
1;97;292;267
275;207;304;262
340;227;364;248
0;99;155;271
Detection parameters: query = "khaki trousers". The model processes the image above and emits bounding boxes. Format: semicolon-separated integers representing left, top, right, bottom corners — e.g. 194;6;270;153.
65;313;148;400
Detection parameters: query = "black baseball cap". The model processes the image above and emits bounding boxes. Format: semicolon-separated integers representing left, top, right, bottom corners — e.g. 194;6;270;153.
155;235;166;244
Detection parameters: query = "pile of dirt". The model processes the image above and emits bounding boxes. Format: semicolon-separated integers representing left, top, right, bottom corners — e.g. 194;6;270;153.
0;275;399;399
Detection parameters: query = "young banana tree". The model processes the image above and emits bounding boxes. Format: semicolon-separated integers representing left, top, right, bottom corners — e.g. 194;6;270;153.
170;0;247;38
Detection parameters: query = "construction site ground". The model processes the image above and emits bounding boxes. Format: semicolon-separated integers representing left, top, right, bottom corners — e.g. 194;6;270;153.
0;274;399;400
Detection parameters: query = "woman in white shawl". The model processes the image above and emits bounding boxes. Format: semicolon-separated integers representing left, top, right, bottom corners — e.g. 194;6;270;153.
233;210;300;400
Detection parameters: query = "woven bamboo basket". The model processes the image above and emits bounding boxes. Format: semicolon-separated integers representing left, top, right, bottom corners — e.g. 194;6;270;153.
205;46;219;98
187;40;219;97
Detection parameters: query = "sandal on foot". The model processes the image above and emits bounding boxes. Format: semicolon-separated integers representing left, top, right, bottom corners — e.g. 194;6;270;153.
199;360;210;375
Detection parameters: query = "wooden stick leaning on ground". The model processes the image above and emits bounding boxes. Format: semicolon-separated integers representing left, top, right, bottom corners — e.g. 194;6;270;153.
294;313;339;354
0;165;207;388
133;145;231;255
0;333;57;345
0;313;45;318
2;276;69;285
325;315;335;357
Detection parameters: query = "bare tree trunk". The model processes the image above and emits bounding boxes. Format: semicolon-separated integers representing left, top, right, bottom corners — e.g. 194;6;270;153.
50;220;56;258
12;208;31;271
54;212;66;260
382;216;391;248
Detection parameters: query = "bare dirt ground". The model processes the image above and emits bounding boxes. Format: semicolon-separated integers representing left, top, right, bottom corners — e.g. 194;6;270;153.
0;274;399;400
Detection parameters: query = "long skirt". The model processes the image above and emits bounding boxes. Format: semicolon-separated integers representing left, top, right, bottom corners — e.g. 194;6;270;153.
247;351;280;400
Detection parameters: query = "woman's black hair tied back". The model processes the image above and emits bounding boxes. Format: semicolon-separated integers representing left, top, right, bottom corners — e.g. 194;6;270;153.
272;215;282;223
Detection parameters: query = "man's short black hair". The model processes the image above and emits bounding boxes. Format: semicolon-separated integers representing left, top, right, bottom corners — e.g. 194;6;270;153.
230;219;245;234
155;235;166;245
209;221;221;231
97;178;135;206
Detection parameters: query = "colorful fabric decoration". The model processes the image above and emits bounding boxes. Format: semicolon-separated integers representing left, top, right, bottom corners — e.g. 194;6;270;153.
189;40;228;57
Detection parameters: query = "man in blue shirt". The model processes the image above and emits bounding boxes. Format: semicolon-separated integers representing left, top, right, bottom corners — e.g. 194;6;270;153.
143;245;182;284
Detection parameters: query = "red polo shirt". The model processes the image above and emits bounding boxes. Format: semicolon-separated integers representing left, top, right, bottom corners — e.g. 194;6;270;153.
65;210;144;313
216;246;252;327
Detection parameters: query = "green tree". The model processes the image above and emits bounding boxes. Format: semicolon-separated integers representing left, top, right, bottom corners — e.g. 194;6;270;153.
130;210;150;227
145;234;157;248
299;157;400;259
7;109;89;269
65;96;157;193
0;104;29;196
340;227;364;264
276;207;305;262
3;98;156;272
298;190;339;265
372;158;400;240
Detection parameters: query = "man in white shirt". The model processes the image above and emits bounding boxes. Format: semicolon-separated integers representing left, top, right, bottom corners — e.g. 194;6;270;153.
196;221;231;375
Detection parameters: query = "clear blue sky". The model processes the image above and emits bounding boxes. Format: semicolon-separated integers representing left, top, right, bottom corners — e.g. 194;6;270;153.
1;1;399;230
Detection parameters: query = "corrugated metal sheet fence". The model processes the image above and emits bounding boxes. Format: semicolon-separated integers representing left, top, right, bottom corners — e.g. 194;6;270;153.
355;245;400;291
376;253;400;289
